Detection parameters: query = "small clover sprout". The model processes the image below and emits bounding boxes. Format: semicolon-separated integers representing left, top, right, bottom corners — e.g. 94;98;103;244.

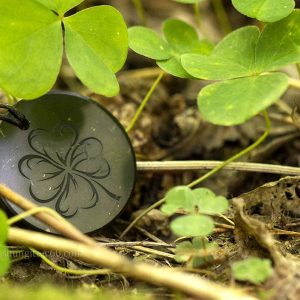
161;186;228;216
161;186;228;237
129;19;213;78
0;210;10;276
232;257;273;285
175;237;218;268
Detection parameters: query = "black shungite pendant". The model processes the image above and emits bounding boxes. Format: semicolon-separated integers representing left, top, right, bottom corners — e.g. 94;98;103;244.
0;92;136;233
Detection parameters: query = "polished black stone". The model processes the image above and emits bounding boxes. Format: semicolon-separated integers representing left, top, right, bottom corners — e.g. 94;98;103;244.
0;92;136;233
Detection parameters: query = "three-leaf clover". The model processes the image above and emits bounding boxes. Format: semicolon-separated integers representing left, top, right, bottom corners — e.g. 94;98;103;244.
0;210;10;277
182;10;300;126
161;186;228;237
175;237;218;267
128;19;213;78
232;0;295;23
232;257;273;285
0;0;128;99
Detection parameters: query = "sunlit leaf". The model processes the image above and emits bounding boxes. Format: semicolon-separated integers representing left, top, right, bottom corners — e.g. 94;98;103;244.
232;0;295;22
182;26;259;80
64;6;128;97
129;19;212;78
255;10;300;72
0;0;62;99
128;27;172;60
198;73;289;125
35;0;84;16
0;210;8;243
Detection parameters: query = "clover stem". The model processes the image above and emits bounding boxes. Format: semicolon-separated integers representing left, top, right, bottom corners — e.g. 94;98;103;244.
194;2;202;30
120;111;270;238
288;77;300;90
126;71;165;133
193;2;209;39
187;111;270;188
296;64;300;78
29;247;111;276
211;0;232;35
132;0;147;26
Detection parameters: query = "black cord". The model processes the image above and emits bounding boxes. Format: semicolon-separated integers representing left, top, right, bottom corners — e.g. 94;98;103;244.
0;104;30;130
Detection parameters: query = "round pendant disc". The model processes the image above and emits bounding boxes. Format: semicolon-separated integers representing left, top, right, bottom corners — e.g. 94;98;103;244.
0;92;136;233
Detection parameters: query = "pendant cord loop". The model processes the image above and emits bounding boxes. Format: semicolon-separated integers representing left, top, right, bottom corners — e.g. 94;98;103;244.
0;104;30;130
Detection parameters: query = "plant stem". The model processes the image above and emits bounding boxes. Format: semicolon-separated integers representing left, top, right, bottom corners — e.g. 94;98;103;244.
120;111;271;238
8;227;257;300
187;111;270;188
193;2;209;39
296;64;300;77
126;71;164;133
29;247;111;276
194;2;201;29
132;0;146;25
211;0;232;35
289;77;300;89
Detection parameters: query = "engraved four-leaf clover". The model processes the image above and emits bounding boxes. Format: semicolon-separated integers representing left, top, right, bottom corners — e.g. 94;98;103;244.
18;125;119;218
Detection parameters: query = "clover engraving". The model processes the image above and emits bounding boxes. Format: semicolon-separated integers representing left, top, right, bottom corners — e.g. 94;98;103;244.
18;125;120;218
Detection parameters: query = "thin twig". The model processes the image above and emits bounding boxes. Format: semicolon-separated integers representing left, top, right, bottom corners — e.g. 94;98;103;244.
95;239;174;248
134;224;170;245
129;245;175;259
136;161;300;175
8;227;257;300
0;184;95;246
271;229;300;237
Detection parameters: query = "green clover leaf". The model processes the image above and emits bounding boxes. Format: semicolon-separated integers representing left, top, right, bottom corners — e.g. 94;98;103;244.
232;0;295;22
232;257;273;285
198;73;289;126
35;0;84;16
161;186;195;216
171;215;214;237
161;186;228;216
0;1;128;99
192;188;229;215
129;19;213;78
0;210;10;277
64;6;128;97
182;11;300;125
